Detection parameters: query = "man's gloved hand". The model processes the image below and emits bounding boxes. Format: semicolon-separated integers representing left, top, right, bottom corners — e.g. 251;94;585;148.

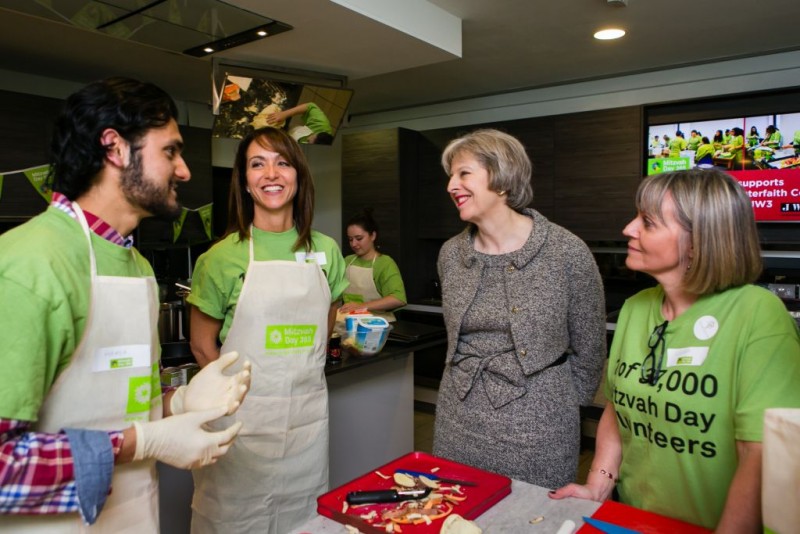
170;351;251;416
133;406;242;469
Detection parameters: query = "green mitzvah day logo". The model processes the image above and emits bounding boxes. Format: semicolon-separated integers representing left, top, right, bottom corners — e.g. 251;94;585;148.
126;375;152;414
265;324;317;350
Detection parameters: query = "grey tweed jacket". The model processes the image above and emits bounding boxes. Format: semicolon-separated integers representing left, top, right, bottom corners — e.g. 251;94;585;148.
436;208;606;405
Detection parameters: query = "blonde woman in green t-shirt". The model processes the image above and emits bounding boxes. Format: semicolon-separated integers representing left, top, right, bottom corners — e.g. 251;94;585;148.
550;168;800;531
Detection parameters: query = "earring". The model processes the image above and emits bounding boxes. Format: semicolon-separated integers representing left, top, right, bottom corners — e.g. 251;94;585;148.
246;187;251;194
497;190;507;196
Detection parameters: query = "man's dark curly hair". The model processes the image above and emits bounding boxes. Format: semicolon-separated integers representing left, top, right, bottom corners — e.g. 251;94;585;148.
48;77;178;200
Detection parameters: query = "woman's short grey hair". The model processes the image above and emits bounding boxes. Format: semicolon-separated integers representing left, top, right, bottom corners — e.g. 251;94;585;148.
441;129;534;211
636;168;762;295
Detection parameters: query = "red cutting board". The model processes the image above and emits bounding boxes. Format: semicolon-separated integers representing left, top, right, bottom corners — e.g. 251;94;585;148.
317;451;512;534
579;501;713;534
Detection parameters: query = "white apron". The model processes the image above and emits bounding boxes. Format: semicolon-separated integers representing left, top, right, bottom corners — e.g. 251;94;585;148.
191;236;331;534
342;256;395;322
763;408;800;534
1;203;161;533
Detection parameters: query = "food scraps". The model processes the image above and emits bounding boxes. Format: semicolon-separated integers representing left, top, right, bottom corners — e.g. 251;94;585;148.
344;471;469;532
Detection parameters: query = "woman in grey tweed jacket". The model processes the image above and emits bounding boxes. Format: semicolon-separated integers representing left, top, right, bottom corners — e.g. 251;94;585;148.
432;129;606;489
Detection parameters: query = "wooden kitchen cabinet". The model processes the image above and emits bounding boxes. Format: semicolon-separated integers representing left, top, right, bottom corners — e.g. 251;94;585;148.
342;128;430;300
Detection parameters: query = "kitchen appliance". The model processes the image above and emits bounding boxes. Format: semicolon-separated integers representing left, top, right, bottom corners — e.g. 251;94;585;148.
158;282;191;342
158;301;185;342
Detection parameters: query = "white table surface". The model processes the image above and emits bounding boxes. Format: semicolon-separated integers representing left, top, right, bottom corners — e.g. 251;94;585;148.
289;478;602;533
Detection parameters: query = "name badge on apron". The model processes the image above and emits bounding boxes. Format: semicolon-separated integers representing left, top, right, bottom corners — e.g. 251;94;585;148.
93;343;151;372
295;251;327;265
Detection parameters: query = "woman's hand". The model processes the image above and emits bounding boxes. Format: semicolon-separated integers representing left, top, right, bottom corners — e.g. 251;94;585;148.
266;110;288;126
339;302;368;315
549;473;615;502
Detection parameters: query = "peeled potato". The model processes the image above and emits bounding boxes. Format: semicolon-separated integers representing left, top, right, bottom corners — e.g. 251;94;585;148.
393;472;416;487
440;514;482;534
419;475;440;489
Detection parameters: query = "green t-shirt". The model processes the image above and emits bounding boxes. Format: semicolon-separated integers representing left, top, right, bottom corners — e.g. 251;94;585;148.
694;143;715;162
685;136;702;150
343;254;407;304
764;131;783;147
0;208;154;421
303;103;333;136
729;134;744;149
188;226;348;343
606;285;800;528
668;137;687;157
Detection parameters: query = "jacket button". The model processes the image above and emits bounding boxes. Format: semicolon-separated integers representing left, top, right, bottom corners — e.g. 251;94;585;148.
507;265;515;272
511;306;519;313
520;349;527;356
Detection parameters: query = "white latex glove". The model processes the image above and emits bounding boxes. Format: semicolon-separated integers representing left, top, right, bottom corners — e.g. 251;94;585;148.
133;406;242;469
170;351;251;416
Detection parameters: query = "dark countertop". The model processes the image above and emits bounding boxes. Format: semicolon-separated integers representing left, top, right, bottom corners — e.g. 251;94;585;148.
161;333;448;377
324;335;446;376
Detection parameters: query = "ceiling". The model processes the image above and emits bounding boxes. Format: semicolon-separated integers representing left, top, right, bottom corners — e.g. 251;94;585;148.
0;0;799;119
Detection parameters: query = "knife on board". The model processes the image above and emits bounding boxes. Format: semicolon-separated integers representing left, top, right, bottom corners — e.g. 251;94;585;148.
583;516;643;534
394;469;478;487
346;487;431;505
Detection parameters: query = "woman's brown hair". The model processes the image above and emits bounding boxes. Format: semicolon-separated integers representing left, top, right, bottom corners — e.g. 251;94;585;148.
226;127;316;252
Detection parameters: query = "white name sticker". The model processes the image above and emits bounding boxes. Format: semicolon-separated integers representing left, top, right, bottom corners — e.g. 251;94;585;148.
295;251;328;265
665;346;709;368
93;344;151;372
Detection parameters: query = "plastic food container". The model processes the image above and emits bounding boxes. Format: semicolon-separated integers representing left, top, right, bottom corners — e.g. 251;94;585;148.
341;316;392;356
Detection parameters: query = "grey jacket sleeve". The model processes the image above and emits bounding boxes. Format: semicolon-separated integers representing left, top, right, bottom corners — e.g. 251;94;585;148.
565;242;607;405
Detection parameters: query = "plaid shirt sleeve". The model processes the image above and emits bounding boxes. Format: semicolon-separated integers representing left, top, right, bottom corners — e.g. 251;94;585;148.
0;418;124;515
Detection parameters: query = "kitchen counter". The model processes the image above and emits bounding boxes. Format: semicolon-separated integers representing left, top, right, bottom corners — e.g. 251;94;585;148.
158;330;447;533
326;330;447;488
325;335;446;376
289;478;602;533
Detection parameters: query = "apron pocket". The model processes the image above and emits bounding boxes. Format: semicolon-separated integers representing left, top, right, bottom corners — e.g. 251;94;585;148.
285;386;328;454
236;394;290;459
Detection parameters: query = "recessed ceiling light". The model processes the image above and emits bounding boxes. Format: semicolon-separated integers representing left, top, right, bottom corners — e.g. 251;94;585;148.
184;20;293;57
594;28;626;40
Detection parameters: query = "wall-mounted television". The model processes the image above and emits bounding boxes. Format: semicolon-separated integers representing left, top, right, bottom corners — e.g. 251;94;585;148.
212;74;353;146
645;91;800;223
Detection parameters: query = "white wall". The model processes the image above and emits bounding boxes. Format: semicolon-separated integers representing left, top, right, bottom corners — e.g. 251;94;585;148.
345;50;800;133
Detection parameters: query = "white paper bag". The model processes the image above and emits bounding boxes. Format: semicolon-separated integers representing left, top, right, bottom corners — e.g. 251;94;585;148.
763;408;800;534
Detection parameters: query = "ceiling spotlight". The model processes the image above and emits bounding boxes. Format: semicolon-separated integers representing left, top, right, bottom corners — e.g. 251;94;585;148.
184;19;293;57
594;28;626;40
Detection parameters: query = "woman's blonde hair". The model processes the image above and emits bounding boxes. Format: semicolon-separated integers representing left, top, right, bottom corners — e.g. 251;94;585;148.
636;168;762;295
441;129;533;211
